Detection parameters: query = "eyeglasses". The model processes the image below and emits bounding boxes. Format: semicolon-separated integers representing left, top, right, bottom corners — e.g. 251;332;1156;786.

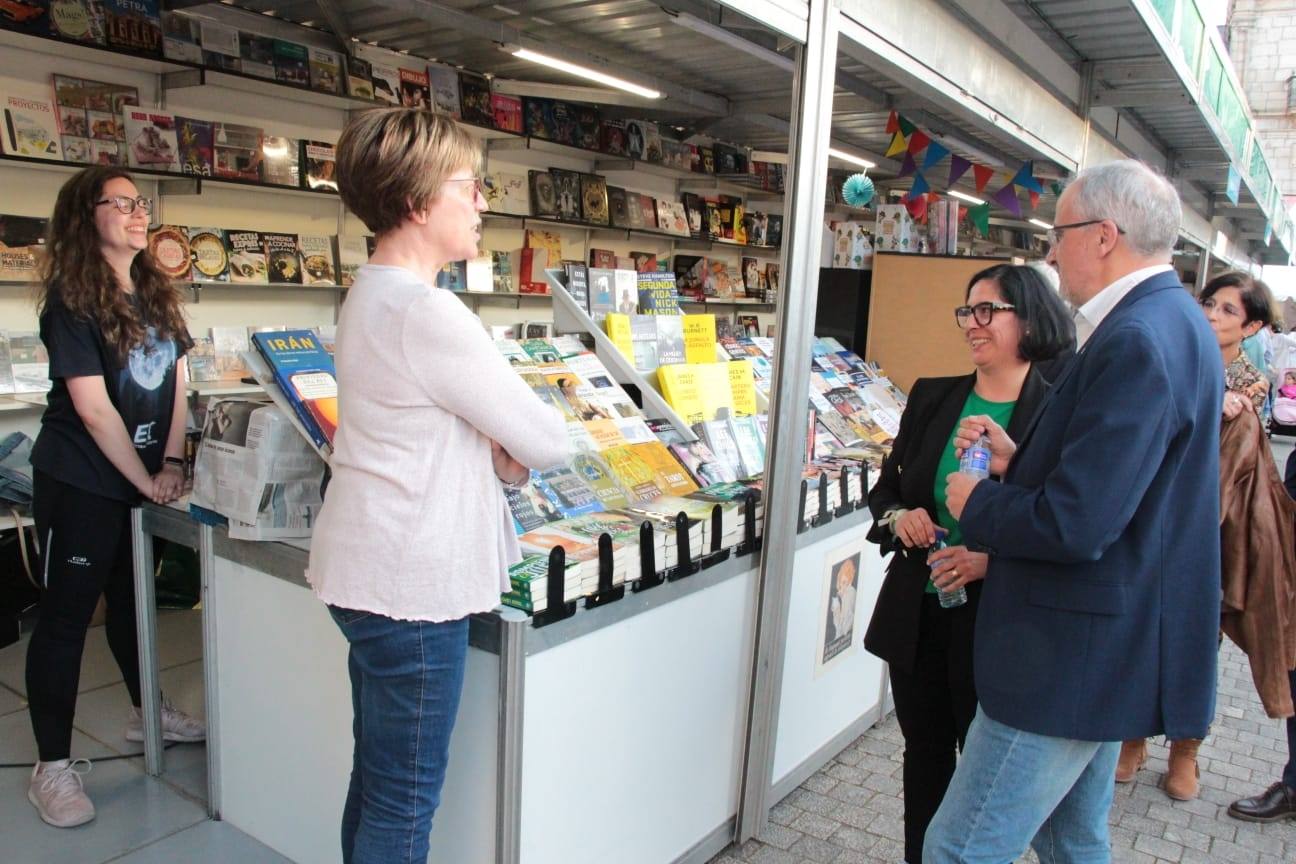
955;302;1016;328
1200;296;1245;319
1046;218;1125;247
94;195;152;215
444;177;485;198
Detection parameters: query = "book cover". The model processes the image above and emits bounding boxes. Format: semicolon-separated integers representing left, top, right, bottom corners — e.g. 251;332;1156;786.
491;93;522;133
491;250;514;293
175;115;212;177
188;227;228;282
213;121;262;181
345;55;374;100
435;259;466;292
588;248;616;270
625;191;645;229
550;101;578;146
655;315;685;366
226;230;267;284
146;225;190;280
298;235;336;285
625;119;648;160
642;121;662;162
238;33;276;79
551;169;582;222
262;232;302;285
308;47;343;95
600;444;665;505
337;235;368;287
426;63;459;117
564;263;589;311
210;326;249;381
369;62;400;106
682;314;717;364
528;170;558;218
741;256;760;296
185;336;218;383
50;0;106;45
638;194;658;229
612;268;638;315
700;419;744;478
575;104;601;150
273;40;311;88
632;439;699;497
579;174;609;226
260;135;300;187
728;415;766;478
505;485;561;533
765;263;780;297
656;200;690;236
636;271;680;314
601;119;628;156
302;140;337;191
0;214;47;281
607;187;631;229
535;466;603;518
630;314;658;372
673;255;708;302
458;72;493;127
1;0;49;36
669;440;738;487
61;136;91;163
767;214;783;247
398;67;430;109
90;139;119;165
8;331;50;394
123;108;177;171
525;229;562;264
251;330;338;451
587;268;615;323
199;20;239;70
604;313;633;362
465;255;492;293
2;95;62;160
103;0;160;56
523;97;553;139
482;171;527;215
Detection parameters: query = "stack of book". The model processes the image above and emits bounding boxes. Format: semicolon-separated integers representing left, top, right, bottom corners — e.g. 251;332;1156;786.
502;553;583;614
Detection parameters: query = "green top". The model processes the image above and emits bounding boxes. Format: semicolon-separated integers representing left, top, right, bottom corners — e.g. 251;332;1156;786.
927;389;1016;592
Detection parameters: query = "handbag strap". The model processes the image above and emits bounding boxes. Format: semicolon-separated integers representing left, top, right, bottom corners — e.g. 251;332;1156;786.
9;507;39;591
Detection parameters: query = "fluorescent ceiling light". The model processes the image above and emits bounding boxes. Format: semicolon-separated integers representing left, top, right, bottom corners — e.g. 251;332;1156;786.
827;148;875;169
1029;218;1053;230
508;46;662;99
948;190;985;205
669;12;796;74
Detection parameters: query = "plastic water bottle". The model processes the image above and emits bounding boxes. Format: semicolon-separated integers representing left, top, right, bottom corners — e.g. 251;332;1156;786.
959;433;992;480
928;528;967;609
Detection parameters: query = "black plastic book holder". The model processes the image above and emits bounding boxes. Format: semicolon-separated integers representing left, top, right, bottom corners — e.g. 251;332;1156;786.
531;546;577;628
812;474;834;528
668;512;702;581
834;471;856;518
585;534;625;609
735;491;762;557
632;521;665;592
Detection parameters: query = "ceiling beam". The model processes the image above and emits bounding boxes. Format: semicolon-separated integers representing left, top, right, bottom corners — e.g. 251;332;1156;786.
1090;87;1193;108
313;0;354;56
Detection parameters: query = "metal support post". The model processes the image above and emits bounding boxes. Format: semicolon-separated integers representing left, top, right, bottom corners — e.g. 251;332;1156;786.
199;523;221;817
495;620;525;864
130;507;164;776
736;0;840;842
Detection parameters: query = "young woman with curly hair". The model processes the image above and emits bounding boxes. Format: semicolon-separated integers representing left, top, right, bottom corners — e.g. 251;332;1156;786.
25;166;204;829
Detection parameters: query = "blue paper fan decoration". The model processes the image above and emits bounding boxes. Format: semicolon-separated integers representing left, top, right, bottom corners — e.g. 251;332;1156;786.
842;173;875;208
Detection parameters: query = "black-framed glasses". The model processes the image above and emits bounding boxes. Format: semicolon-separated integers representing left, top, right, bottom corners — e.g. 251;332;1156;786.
94;195;152;215
443;176;485;198
1046;218;1125;246
955;302;1016;328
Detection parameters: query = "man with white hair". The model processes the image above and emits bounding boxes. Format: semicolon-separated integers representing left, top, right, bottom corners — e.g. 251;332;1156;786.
924;160;1222;863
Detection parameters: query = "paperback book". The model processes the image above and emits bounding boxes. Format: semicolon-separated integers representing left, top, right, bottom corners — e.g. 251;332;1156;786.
262;232;302;285
491;93;522;133
251;330;338;452
123;108;178;171
302;140;337;191
187;227;229;282
298;235;337;285
175;115;213;176
529;170;558;219
345;55;374;100
579;174;609;226
227;230;267;284
104;0;161;56
398;67;430;109
458;73;493;127
0;215;48;281
482;172;528;215
50;1;107;45
308;47;343;95
146;225;191;280
213;122;263;181
426;63;459;117
2;95;62;160
238;34;276;79
260;135;300;187
8;331;50;394
273;40;311;88
199;20;239;70
551;170;582;222
337;235;368;287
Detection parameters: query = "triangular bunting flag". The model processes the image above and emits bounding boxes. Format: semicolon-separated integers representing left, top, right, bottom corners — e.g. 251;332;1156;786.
1011;161;1044;193
897;151;917;178
1029;190;1040;210
907;130;931;155
906;194;928;222
991;183;1022;218
948;155;972;187
885;131;908;158
885;111;899;135
910;172;929;196
1050;181;1064;197
973;164;995;193
968;202;991;238
922;140;949;172
897;114;917;138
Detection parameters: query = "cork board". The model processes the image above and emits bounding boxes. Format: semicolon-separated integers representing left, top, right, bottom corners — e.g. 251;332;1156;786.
865;253;1011;394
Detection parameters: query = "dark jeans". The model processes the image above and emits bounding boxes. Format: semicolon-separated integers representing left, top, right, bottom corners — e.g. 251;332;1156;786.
1286;668;1296;790
329;606;469;864
889;592;978;864
27;470;142;762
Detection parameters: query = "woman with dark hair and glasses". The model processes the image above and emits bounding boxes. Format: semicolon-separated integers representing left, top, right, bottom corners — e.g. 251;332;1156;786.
863;264;1074;864
26;167;204;828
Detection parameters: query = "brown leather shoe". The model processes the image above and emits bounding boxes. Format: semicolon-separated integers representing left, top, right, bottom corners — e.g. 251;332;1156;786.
1228;782;1296;822
1165;738;1202;800
1115;738;1147;783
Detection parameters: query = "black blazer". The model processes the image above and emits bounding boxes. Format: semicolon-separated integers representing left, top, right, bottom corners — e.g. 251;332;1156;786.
862;368;1048;674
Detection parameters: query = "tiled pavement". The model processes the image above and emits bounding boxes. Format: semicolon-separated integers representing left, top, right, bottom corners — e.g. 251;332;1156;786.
708;639;1295;864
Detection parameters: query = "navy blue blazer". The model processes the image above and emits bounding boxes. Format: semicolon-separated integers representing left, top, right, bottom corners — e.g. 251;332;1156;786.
960;270;1222;742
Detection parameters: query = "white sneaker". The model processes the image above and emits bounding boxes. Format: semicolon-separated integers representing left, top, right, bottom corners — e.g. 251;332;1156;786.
125;698;207;743
28;759;96;828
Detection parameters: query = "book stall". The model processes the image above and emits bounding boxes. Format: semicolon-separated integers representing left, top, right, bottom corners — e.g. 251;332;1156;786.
3;1;1288;863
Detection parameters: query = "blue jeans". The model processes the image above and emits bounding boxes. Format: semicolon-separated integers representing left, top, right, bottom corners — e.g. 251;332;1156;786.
923;709;1120;864
329;606;469;864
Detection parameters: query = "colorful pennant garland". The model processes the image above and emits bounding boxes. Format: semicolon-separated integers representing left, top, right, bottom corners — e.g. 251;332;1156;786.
897;115;917;138
910;172;930;196
885;131;908;158
907;130;931;155
968;203;991;237
922;140;949;172
886;111;899;135
897;151;917;178
948;155;972;187
1011;161;1044;194
991;183;1023;218
973;164;995;193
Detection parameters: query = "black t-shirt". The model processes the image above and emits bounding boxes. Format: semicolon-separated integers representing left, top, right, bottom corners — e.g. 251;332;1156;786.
31;295;189;502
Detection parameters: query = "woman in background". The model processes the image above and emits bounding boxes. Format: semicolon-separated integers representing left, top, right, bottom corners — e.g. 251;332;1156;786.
27;166;204;829
308;108;568;864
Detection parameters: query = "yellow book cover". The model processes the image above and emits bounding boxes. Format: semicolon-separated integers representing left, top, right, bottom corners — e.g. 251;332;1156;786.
524;229;563;261
604;313;633;361
728;360;758;416
657;364;707;425
696;363;734;421
583;418;628;450
632;440;699;497
732;203;747;244
682;314;717;364
601;444;666;504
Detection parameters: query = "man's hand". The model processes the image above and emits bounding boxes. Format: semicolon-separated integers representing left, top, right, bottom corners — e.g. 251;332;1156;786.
927;546;989;592
894;508;938;548
1222;390;1253;420
944;473;982;521
491;440;529;486
953;414;1016;476
150;464;185;504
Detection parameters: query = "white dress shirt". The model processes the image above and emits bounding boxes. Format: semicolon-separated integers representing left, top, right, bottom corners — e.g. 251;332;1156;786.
1073;264;1174;349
